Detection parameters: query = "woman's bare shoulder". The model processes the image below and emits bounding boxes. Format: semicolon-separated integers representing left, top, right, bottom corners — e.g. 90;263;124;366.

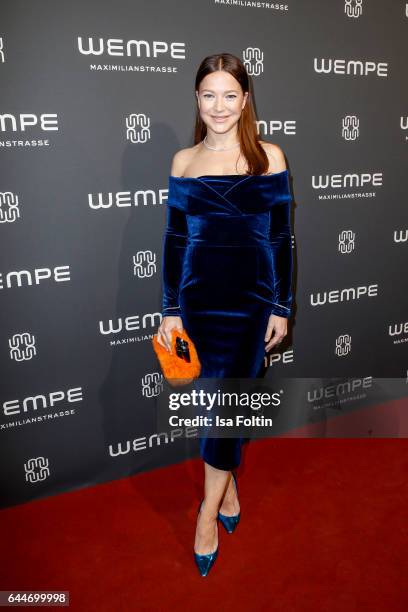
170;144;201;177
258;140;287;173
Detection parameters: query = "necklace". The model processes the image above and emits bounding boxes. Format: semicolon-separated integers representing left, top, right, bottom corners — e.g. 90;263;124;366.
203;135;240;151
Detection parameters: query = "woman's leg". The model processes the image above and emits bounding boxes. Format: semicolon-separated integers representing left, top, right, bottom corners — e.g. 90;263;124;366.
219;471;240;516
194;462;238;554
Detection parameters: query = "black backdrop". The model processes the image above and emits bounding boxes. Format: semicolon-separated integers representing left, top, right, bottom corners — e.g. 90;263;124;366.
1;0;407;509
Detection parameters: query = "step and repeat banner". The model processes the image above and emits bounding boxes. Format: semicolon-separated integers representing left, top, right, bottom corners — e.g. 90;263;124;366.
1;0;407;509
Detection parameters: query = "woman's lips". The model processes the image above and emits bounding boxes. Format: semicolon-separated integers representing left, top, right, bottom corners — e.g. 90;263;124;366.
212;116;230;122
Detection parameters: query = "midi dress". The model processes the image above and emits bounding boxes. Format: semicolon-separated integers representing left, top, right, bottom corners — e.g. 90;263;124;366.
161;170;293;470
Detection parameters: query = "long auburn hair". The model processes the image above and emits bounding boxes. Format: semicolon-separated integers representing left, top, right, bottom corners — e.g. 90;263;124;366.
193;52;269;176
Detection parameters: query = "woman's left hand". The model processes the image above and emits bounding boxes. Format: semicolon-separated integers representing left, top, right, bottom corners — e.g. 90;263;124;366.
264;314;288;352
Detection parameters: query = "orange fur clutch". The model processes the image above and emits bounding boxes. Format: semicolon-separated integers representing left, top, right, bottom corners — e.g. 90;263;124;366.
152;327;201;387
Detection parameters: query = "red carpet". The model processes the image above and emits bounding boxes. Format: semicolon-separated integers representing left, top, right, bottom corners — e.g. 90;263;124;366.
1;438;407;611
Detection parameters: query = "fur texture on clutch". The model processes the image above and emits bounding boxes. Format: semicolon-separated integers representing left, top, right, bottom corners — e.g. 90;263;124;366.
152;327;201;387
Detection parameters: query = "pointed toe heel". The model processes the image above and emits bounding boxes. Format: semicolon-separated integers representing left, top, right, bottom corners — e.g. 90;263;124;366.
193;547;219;577
217;511;240;534
194;499;219;577
218;472;241;534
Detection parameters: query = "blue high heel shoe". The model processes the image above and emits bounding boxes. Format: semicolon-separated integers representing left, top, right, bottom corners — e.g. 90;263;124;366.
193;500;219;577
218;472;240;534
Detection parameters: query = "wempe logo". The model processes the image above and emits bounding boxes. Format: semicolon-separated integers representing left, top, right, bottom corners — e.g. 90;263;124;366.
77;36;186;59
100;311;162;346
0;266;70;290
314;58;388;77
310;284;378;307
0;113;59;132
393;229;408;243
88;186;167;210
2;387;83;418
256;118;296;136
388;321;408;345
312;172;383;189
108;426;198;457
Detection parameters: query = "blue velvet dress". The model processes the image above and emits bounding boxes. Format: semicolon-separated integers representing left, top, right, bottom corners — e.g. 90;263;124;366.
161;170;293;471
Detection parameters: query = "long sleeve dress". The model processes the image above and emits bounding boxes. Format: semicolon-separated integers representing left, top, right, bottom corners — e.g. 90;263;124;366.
161;170;293;471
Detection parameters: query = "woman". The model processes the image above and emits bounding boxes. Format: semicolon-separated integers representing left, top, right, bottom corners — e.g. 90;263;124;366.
157;53;293;576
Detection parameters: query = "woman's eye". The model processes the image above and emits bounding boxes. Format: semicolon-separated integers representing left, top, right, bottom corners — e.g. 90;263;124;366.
202;94;237;100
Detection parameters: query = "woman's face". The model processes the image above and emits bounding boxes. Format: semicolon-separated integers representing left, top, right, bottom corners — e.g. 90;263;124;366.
196;70;248;134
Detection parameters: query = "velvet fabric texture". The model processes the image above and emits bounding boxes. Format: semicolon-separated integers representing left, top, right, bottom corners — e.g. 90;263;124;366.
161;170;293;470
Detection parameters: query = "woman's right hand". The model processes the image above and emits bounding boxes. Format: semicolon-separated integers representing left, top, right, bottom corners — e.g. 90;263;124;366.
157;315;183;353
